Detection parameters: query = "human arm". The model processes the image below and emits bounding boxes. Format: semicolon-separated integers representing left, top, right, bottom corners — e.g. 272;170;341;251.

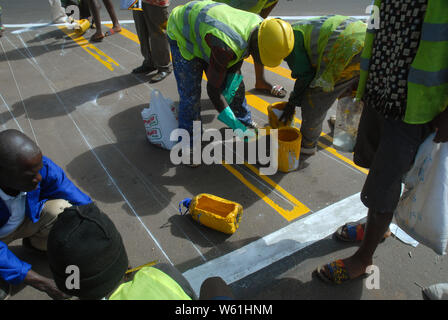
279;30;315;123
23;270;71;300
0;241;69;299
205;34;238;113
39;157;92;206
432;106;448;143
259;0;278;19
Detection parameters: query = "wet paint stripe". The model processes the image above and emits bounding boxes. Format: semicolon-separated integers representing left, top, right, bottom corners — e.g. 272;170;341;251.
223;162;310;221
115;26;367;175
58;26;119;71
245;92;369;175
183;192;368;296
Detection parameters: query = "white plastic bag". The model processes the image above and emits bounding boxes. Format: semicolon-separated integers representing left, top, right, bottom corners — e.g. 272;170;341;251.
394;133;448;255
141;89;178;150
333;97;363;152
49;0;68;23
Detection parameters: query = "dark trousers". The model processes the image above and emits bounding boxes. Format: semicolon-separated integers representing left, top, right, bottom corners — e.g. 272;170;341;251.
132;3;171;72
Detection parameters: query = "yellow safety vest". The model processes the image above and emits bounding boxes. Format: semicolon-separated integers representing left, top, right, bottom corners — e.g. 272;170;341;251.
167;0;262;68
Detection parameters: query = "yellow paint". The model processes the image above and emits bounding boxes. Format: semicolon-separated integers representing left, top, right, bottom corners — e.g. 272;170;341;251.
59;26;119;71
223;162;310;221
114;27;368;217
277;127;302;173
245;93;369;175
125;260;158;274
244;56;294;81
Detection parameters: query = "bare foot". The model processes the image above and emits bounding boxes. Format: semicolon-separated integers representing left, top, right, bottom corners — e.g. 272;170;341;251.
254;80;272;92
90;32;105;42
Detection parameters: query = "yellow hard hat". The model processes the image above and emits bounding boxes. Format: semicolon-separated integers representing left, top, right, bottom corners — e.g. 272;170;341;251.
258;18;294;68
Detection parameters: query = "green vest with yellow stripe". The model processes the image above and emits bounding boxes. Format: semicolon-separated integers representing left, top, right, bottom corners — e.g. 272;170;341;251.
167;0;262;68
291;15;367;92
356;0;448;124
109;267;192;300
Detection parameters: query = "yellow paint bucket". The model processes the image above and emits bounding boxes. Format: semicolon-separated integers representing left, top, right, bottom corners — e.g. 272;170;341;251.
267;101;295;129
74;19;91;35
277;127;301;173
179;194;243;234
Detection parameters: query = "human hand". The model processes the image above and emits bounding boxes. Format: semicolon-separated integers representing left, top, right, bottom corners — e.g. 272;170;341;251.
431;107;448;143
279;102;295;124
24;270;72;300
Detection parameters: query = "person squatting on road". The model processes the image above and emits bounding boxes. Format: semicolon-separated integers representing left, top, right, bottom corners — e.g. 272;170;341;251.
279;15;367;155
314;0;448;285
47;203;234;300
166;0;294;156
0;129;92;300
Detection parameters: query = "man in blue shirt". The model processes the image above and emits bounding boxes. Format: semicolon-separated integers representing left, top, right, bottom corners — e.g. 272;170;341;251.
0;129;92;299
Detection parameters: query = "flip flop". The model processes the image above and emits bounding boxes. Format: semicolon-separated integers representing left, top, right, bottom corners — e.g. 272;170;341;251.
255;85;288;98
314;259;368;285
104;28;121;37
334;222;389;243
270;85;287;98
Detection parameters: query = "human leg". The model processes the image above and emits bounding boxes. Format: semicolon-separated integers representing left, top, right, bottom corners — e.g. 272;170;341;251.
300;78;358;154
88;0;104;41
316;103;433;283
132;8;155;73
102;0;120;32
142;3;172;82
169;39;204;138
0;200;72;251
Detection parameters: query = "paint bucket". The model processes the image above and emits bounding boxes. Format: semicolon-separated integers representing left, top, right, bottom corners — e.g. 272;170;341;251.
179;194;243;234
267;101;295;129
74;19;91;35
277;127;301;173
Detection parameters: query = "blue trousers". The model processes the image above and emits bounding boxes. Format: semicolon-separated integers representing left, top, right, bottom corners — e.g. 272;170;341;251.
169;39;252;137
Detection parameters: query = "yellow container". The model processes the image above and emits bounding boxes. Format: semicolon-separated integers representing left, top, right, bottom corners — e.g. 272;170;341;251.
267;101;295;129
74;19;91;35
179;194;243;234
277;127;301;173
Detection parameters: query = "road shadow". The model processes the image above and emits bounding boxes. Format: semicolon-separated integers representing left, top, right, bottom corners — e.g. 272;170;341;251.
0;73;146;125
229;237;364;300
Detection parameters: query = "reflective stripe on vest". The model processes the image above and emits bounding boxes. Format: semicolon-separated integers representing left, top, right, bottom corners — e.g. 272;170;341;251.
170;0;261;66
292;15;366;91
356;0;448;124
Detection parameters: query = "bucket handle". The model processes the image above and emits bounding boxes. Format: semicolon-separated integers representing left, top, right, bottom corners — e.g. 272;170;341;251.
179;198;192;216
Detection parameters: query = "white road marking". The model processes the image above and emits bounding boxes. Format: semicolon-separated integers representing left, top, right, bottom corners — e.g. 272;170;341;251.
183;192;368;296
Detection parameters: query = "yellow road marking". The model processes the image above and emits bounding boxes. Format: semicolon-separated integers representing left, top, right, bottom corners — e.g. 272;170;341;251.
223;162;309;221
244;56;294;81
246;93;369;175
59;26;119;71
115;27;367;219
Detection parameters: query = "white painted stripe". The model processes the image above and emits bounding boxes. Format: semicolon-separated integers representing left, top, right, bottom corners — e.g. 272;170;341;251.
183;192;368;296
3;16;369;29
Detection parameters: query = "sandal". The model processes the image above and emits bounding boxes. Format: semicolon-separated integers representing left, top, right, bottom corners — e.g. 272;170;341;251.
104;28;122;37
255;85;288;98
314;259;351;284
270;85;287;98
314;259;368;285
334;222;389;243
